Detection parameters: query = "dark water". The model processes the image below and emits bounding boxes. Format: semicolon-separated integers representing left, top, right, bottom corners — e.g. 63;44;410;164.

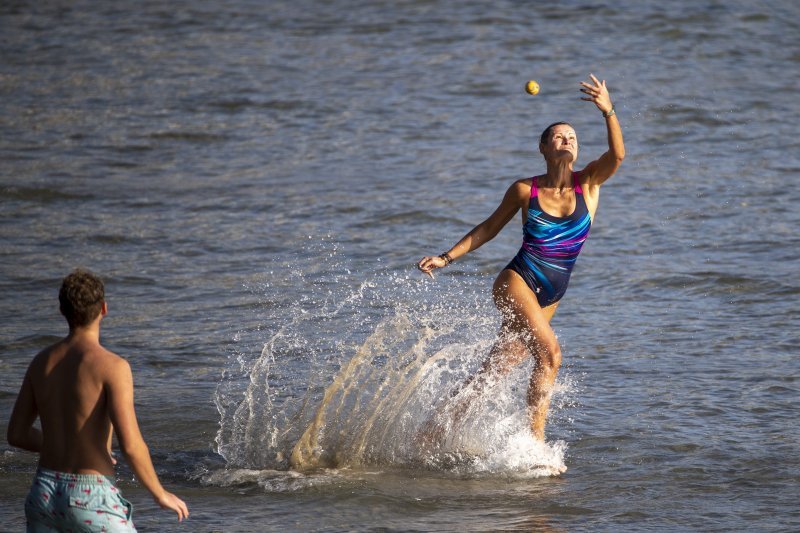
2;0;800;531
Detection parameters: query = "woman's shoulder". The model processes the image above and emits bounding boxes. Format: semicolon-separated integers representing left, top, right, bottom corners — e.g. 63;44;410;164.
508;177;534;196
574;169;598;190
510;176;534;190
500;177;534;208
573;169;601;201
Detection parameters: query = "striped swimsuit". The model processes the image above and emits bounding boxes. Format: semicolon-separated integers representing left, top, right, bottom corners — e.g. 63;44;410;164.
505;173;592;307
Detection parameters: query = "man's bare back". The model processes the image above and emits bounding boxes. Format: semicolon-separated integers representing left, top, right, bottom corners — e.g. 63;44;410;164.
25;332;124;476
7;270;188;529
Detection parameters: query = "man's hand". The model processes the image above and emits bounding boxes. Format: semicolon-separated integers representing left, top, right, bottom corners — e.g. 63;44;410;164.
155;491;189;522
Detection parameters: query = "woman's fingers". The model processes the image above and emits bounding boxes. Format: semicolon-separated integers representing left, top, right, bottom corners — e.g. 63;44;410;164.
417;256;443;278
587;73;607;96
580;75;612;113
580;81;606;97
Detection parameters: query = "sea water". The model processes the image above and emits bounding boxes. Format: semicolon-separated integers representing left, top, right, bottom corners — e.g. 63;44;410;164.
215;250;567;476
2;0;800;531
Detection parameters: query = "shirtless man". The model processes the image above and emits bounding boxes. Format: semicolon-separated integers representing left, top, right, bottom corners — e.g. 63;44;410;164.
7;269;188;531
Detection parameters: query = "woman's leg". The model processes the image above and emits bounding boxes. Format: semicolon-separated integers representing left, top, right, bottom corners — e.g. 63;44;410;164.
417;270;560;447
492;269;561;440
415;296;532;447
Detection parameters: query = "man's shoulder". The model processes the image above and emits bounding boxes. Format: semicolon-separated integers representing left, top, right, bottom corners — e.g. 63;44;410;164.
25;339;130;397
66;339;131;378
28;338;69;372
88;345;130;374
75;347;132;393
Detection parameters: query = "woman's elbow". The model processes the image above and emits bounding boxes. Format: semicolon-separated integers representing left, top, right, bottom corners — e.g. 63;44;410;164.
470;224;496;246
476;227;501;247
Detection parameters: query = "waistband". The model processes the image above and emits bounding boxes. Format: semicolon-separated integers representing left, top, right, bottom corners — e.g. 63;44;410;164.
36;467;117;486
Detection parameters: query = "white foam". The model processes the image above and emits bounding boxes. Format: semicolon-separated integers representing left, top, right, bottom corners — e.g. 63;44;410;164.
201;467;350;492
216;249;575;479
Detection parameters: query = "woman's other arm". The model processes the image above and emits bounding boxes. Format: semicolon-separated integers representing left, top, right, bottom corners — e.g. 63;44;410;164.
418;179;528;276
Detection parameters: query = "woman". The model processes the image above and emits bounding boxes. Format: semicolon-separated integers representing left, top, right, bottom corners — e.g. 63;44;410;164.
417;74;625;442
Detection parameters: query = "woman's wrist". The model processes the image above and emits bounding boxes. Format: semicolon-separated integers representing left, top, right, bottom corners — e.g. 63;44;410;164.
439;252;454;265
602;105;616;118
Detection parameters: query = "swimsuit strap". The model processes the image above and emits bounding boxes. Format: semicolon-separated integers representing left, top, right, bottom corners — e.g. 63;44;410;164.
530;176;538;198
573;172;583;194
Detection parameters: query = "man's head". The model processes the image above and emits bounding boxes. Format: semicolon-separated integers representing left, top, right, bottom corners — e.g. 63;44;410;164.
59;269;105;329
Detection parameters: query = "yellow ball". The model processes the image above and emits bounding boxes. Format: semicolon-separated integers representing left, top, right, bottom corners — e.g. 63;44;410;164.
525;80;540;95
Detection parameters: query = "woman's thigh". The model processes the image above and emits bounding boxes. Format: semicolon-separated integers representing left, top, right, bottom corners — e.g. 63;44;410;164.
492;269;559;349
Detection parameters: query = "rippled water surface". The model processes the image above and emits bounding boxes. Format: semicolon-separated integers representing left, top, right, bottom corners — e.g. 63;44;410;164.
2;0;799;531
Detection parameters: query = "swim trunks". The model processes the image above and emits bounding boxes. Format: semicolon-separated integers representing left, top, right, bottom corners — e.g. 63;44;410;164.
505;173;592;306
25;467;136;532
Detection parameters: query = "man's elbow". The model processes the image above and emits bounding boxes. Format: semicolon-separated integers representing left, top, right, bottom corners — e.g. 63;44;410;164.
6;427;19;448
118;438;149;460
7;425;33;451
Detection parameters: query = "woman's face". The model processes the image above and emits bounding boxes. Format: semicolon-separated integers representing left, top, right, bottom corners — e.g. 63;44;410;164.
540;124;578;163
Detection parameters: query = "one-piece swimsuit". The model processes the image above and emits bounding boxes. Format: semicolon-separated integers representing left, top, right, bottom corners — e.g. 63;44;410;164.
504;173;592;307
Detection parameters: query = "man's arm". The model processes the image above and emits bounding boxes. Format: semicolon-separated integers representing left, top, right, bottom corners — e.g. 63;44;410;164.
7;370;43;452
106;357;189;521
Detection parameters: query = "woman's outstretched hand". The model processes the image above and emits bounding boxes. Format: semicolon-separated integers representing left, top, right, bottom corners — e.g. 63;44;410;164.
580;73;613;115
417;255;448;279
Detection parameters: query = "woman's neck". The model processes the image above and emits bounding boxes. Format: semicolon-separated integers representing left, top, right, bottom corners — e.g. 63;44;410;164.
541;160;574;190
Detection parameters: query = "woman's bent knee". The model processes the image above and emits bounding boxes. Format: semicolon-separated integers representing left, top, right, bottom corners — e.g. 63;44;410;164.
535;337;562;372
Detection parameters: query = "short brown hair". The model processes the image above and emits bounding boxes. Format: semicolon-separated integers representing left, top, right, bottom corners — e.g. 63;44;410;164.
540;121;573;145
59;269;105;328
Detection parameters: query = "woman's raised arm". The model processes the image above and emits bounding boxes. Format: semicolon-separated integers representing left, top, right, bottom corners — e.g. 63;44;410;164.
579;74;625;186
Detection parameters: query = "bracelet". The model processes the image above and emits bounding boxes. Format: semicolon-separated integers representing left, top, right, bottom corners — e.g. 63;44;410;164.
439;252;453;265
603;106;616;118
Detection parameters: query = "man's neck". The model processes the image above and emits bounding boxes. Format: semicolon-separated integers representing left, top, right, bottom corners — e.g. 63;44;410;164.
67;322;101;343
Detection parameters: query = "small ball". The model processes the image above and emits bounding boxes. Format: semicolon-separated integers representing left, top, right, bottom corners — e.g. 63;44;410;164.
525;80;540;95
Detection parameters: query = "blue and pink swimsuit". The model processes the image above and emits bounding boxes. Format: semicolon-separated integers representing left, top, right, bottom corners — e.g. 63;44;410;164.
505;173;592;307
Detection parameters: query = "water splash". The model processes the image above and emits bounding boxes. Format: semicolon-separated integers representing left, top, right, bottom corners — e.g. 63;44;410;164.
214;243;570;480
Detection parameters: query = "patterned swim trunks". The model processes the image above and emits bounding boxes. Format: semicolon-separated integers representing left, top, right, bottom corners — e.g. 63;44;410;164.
25;467;136;532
